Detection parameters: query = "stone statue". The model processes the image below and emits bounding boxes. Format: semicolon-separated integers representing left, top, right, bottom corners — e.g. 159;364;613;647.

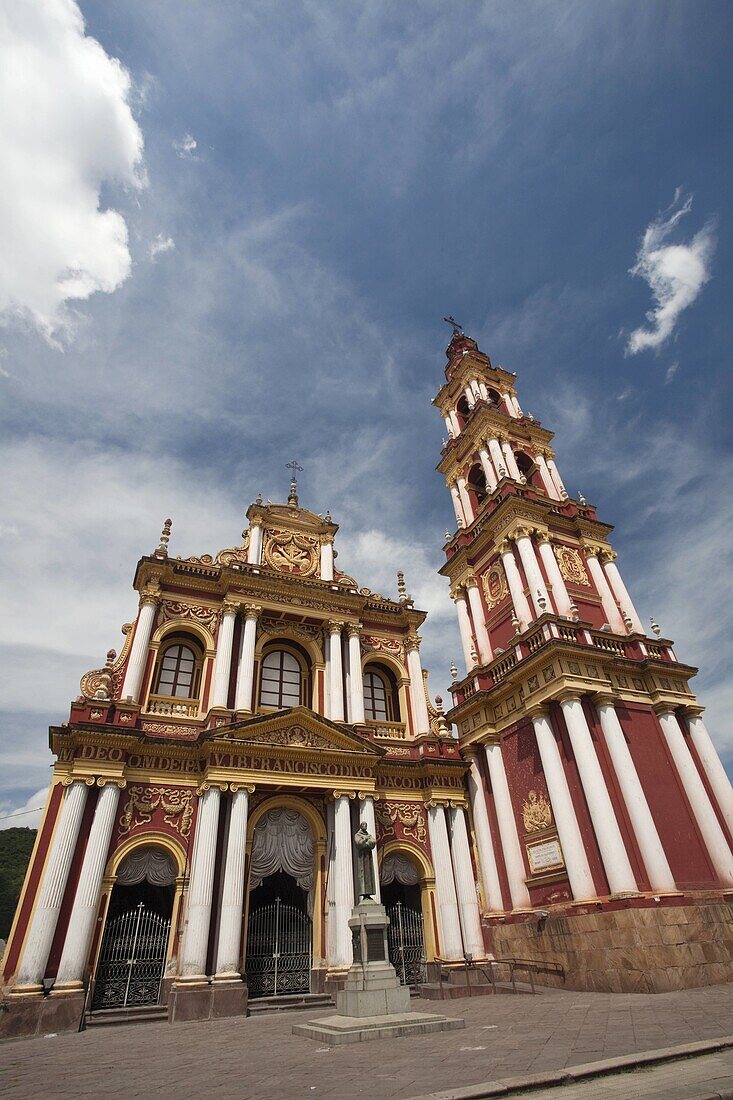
354;821;376;900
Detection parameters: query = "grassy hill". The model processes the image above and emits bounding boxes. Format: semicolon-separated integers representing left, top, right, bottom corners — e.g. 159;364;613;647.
0;828;37;940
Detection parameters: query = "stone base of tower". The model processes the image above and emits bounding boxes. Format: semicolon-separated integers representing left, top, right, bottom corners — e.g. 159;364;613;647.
0;988;86;1040
487;894;733;994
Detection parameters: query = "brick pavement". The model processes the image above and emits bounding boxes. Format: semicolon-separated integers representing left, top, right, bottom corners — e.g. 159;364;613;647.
2;984;733;1099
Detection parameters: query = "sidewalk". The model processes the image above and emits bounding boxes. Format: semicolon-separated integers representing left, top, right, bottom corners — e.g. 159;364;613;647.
2;983;733;1098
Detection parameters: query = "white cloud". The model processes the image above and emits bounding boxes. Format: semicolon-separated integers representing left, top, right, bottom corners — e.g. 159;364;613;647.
149;233;175;260
665;361;680;384
173;133;197;158
0;0;145;343
626;190;715;355
0;787;48;831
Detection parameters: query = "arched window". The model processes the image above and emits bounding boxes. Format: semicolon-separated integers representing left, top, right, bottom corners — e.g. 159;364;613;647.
466;462;488;507
363;664;400;723
260;649;303;709
154;637;202;699
486;387;501;407
515;451;541;488
455;395;471;428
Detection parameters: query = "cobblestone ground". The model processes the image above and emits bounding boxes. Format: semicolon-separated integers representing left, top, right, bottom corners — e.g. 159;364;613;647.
2;984;733;1099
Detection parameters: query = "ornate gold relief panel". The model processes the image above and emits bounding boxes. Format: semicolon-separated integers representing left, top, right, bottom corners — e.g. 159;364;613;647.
481;561;508;609
263;528;319;576
554;545;590;586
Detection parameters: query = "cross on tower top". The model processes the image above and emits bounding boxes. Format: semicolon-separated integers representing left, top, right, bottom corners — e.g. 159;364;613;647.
443;315;464;337
286;459;303;506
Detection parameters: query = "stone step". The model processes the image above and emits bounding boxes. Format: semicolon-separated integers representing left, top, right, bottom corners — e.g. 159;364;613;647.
419;980;538;1000
247;993;333;1016
85;1004;169;1028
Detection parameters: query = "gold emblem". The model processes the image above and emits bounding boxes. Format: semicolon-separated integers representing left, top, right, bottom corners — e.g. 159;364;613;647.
118;785;194;838
482;562;508;609
376;801;427;843
522;789;553;833
554;545;590;586
263;528;318;576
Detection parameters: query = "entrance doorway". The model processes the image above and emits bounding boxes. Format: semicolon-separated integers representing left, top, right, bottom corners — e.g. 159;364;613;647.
381;853;426;988
92;846;176;1010
245;871;312;997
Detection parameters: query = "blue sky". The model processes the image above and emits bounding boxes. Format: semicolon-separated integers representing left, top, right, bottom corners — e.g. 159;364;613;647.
0;1;731;825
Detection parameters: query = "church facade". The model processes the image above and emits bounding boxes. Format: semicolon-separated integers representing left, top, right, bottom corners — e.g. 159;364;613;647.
3;328;733;1037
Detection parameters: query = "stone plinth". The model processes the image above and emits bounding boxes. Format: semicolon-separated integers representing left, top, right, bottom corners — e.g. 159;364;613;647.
295;900;463;1044
168;978;248;1022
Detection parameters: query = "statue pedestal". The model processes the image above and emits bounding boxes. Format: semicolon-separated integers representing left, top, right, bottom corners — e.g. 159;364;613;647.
293;900;464;1045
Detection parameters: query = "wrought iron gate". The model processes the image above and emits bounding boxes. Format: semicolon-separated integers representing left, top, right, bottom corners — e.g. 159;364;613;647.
92;901;170;1010
386;901;425;988
245;898;312;997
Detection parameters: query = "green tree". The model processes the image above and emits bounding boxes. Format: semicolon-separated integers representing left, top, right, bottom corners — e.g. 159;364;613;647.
0;828;37;940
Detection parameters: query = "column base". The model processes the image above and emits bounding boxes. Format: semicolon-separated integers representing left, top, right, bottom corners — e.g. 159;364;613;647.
168;979;248;1022
0;988;85;1040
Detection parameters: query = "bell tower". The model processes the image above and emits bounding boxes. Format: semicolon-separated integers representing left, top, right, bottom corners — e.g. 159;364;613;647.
434;323;733;993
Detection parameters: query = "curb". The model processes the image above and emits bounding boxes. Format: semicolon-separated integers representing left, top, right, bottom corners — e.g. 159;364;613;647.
405;1034;733;1099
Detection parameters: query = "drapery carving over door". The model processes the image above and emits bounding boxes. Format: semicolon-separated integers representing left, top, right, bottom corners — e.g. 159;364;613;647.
380;852;420;887
116;846;178;887
250;807;315;910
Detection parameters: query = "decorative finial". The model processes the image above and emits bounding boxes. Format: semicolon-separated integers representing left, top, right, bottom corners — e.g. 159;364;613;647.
256;492;263;506
537;590;547;612
397;571;410;603
623;612;633;632
650;616;661;637
511;613;521;634
156;518;172;556
470;644;479;666
578;490;587;505
106;649;116;667
569;600;579;622
498;464;507;478
526;412;535;422
443;315;464;337
518;474;527;485
285;459;303;506
449;660;458;682
435;695;444;715
444;530;452;541
560;488;569;500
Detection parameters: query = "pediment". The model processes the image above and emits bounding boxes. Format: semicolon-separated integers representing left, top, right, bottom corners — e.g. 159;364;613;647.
215;707;384;756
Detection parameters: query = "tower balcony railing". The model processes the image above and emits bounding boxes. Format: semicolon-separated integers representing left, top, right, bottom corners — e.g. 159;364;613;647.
145;693;200;719
365;720;408;741
449;615;677;707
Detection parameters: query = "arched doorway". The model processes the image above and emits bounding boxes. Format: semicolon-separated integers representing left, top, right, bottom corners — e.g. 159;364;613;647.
245;806;314;997
381;851;425;988
92;846;176;1010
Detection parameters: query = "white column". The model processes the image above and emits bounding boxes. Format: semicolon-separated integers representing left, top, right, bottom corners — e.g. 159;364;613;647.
448;806;486;959
449;408;461;437
332;794;354;967
326;801;336;964
487;437;506;479
407;638;431;735
484;743;531;909
498;541;532;630
247;521;263;565
179;785;221;979
343;630;352;723
348;626;365;724
443;414;454;438
585;551;626;633
535;453;560;499
465;579;492;664
530;710;596;901
478;446;498;492
686;710;733;840
449;482;466;527
234;605;259;712
358;795;380;903
464;384;476;408
559;696;637;895
427;804;463;960
466;755;504;912
602;555;644;634
215;787;251;978
514;532;553;617
501;442;522;482
55;783;122;988
324;631;331;720
478;381;489;401
537;535;573;617
595;699;676;892
453;592;476;673
546;457;567;497
328;622;345;722
470;379;482;401
211;603;237;709
657;709;733;884
456;476;474;525
16;781;89;988
320;538;334;581
120;596;157;702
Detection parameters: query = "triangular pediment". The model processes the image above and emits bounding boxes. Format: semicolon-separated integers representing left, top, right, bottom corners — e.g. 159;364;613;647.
213;707;384;756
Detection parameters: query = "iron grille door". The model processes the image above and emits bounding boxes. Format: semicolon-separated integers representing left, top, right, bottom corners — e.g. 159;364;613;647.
92;901;170;1010
386;901;425;988
245;898;312;997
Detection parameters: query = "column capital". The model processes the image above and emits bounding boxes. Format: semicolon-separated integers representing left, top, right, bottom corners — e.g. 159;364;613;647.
243;602;262;620
139;583;161;606
346;620;362;637
684;704;705;718
526;703;551;719
497;538;513;556
222;595;243;615
229;783;256;794
593;691;618;708
464;575;478;590
599;549;618;564
357;790;379;802
330;789;357;800
557;690;582;706
450;586;467;603
405;631;422;652
512;524;533;541
653;702;677;718
96;777;127;789
536;530;553;545
326;619;345;635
